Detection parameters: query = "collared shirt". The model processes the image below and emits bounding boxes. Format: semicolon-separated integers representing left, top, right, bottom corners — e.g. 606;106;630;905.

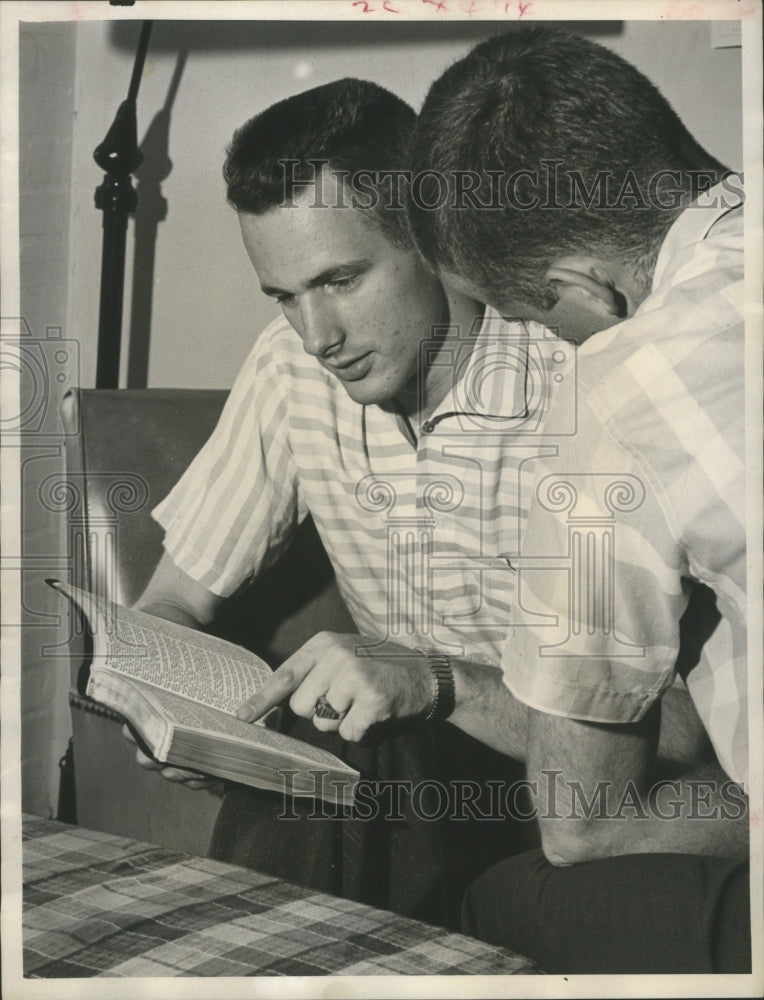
504;184;747;787
154;307;573;666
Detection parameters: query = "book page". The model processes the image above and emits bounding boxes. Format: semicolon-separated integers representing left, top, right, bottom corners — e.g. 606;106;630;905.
54;581;272;716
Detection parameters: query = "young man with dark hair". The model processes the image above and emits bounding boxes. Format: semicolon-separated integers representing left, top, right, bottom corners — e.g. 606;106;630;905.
131;77;544;929
408;27;750;972
223;77;414;249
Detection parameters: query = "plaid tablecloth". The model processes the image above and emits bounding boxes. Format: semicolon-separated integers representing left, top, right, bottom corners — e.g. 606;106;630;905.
22;814;539;977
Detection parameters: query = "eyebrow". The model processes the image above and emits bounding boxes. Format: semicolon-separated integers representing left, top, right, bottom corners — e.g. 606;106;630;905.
260;259;373;298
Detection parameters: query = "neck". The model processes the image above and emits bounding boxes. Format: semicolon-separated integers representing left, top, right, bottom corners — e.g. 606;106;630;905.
394;290;484;426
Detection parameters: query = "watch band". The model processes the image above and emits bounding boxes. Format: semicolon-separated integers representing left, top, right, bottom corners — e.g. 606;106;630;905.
417;648;456;722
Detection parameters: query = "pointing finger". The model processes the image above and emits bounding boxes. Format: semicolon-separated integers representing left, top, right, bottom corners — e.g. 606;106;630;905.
237;645;317;722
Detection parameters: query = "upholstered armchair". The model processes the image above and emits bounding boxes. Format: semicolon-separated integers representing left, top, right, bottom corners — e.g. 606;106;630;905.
60;388;353;853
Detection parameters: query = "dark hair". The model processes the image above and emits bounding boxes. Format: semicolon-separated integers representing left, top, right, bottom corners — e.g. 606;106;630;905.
408;26;727;309
224;78;416;247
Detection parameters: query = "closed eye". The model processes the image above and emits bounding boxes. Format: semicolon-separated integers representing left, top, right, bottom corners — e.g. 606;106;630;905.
263;260;371;305
325;273;361;292
274;276;357;305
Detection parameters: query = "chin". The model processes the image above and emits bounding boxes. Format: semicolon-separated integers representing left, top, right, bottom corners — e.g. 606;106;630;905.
341;382;385;405
341;375;403;407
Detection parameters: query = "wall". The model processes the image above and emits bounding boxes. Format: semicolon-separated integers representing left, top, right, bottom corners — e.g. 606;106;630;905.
602;20;742;170
66;18;742;390
18;20;77;817
18;14;742;818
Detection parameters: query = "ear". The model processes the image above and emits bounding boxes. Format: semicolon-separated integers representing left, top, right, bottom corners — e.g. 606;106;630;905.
545;257;630;320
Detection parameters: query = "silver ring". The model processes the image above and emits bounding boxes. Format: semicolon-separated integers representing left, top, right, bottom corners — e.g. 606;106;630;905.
314;695;345;720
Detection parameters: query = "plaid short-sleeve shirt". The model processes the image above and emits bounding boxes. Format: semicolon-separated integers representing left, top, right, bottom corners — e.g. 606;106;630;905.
504;184;747;787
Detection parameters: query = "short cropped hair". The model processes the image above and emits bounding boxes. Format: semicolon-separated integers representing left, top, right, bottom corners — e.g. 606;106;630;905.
408;27;726;309
224;78;415;247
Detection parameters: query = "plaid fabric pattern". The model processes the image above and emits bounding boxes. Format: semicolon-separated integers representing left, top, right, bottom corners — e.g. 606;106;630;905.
504;185;747;787
154;307;571;665
22;815;539;977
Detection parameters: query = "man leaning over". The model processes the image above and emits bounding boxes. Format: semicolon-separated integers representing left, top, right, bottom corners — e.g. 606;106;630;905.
408;27;750;972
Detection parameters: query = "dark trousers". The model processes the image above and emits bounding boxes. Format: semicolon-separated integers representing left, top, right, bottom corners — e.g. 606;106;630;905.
210;715;537;930
462;848;751;973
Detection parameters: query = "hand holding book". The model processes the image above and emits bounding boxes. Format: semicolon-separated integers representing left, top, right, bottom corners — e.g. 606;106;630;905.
122;722;221;791
50;580;359;806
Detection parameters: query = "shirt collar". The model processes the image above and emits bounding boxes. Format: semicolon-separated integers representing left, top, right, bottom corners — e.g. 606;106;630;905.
425;306;533;430
651;180;744;292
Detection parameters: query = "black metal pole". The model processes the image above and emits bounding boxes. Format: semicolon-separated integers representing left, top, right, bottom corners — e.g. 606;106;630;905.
93;21;153;388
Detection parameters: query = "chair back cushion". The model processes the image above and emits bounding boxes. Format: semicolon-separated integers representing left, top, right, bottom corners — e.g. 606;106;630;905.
61;388;354;666
61;388;227;606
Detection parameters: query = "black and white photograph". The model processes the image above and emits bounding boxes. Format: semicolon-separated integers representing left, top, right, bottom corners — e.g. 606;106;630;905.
1;1;762;996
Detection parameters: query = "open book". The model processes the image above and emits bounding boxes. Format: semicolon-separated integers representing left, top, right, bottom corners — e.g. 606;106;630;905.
51;580;358;807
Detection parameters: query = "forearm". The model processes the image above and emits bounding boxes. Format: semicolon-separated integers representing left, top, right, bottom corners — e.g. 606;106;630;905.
529;710;749;866
545;765;748;865
656;681;715;770
450;657;527;760
133;550;222;628
133;598;205;630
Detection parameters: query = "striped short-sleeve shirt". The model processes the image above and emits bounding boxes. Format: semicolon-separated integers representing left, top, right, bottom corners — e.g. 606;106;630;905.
153;307;574;667
504;184;748;787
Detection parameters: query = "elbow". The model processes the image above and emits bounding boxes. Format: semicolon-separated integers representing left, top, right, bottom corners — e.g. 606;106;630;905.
538;817;610;867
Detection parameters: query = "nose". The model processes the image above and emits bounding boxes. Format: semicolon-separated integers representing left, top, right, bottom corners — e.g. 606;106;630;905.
298;293;344;358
